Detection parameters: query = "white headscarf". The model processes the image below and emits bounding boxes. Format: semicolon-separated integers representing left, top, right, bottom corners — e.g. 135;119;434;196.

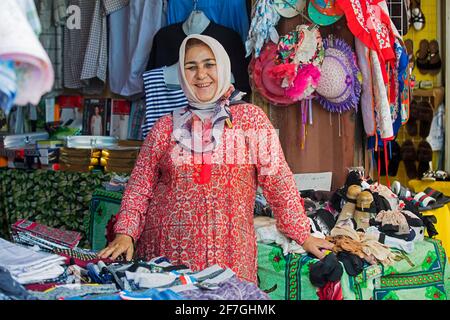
178;34;232;109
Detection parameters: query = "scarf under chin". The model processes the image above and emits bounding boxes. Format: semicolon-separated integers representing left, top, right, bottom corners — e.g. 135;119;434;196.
172;87;245;154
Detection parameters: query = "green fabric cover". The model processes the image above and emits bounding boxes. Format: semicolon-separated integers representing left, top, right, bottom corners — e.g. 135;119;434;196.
257;238;450;300
0;169;113;248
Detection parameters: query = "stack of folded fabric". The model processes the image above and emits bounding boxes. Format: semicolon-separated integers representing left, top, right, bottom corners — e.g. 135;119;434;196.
0;238;66;285
11;219;82;251
101;146;140;173
59;147;101;172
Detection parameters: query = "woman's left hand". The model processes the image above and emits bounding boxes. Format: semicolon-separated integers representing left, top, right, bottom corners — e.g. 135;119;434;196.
302;235;334;260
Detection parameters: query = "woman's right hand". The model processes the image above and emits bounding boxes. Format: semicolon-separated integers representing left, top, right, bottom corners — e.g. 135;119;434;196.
97;234;134;261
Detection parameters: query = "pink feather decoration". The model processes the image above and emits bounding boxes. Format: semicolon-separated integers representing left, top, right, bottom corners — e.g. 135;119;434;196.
285;64;321;100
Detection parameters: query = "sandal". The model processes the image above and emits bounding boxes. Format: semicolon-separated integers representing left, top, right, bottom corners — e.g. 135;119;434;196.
401;140;418;179
410;0;425;31
415;39;429;74
417;140;433;178
406;99;419;136
417;100;433;138
428;40;442;75
423;187;450;205
391;180;414;199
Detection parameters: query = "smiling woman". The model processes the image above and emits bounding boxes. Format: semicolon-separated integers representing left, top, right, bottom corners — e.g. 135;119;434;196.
99;34;333;284
183;39;218;102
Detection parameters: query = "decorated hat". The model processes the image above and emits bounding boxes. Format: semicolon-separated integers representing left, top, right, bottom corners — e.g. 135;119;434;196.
249;42;296;106
315;35;361;113
308;0;344;26
272;0;306;18
273;25;324;101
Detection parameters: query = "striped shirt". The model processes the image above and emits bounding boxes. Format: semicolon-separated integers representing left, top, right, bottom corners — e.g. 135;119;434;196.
141;68;188;139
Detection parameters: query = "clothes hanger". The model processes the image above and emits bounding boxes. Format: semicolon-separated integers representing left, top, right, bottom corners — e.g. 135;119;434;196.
280;0;318;30
182;0;211;35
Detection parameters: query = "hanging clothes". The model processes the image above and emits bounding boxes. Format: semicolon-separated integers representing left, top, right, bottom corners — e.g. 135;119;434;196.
36;0;68;93
141;67;188;139
0;0;53;106
166;0;250;44
146;22;250;93
64;0;128;93
108;0;166;97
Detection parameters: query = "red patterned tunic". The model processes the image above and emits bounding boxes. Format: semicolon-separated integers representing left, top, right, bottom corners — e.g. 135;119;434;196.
113;104;310;283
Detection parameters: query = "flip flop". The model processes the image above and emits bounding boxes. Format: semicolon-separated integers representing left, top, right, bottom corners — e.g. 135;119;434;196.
415;39;429;74
428;40;442;75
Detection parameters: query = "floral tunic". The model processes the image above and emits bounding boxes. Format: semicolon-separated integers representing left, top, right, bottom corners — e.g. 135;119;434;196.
113;104;310;283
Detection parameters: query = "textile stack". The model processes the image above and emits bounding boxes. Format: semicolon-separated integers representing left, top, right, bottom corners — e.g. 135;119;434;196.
0;238;66;285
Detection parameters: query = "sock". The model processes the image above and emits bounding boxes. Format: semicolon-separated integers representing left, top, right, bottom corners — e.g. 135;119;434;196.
366;227;414;253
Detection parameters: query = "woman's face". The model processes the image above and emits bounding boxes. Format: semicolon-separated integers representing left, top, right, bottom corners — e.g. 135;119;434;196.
184;44;218;102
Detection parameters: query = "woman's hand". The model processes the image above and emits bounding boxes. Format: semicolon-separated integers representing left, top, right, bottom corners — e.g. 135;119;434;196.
97;234;134;261
302;235;334;260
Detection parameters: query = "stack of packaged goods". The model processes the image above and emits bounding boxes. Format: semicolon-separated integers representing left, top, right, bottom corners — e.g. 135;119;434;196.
102;146;141;174
59;147;101;172
35;139;63;170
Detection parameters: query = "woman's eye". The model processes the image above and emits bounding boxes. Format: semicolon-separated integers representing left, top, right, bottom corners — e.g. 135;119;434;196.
205;63;216;68
186;66;197;71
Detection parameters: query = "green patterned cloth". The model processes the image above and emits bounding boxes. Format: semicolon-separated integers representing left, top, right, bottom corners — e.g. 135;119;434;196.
257;238;450;300
0;169;114;248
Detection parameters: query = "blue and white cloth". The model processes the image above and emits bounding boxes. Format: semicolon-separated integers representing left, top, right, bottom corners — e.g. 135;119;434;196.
141;67;188;139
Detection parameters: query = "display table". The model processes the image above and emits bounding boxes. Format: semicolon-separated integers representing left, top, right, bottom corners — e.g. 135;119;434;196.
257;238;450;300
408;179;450;259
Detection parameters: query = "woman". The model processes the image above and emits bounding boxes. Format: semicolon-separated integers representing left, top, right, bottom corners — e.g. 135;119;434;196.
90;106;103;135
99;35;333;283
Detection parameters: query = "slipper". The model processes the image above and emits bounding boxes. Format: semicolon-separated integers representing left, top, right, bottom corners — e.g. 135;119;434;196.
401;140;418;179
391;180;414;199
388;140;401;176
428;40;442;75
406;99;419;136
415;39;429;74
423;187;450;205
417;100;434;138
417;140;433;178
410;0;425;31
404;39;415;71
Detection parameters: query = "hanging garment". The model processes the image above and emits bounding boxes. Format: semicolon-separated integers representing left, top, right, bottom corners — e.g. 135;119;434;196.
166;0;250;43
146;22;250;93
64;0;128;93
141;67;188;139
113;104;310;283
0;0;54;106
36;0;68;92
336;0;396;83
108;0;166;97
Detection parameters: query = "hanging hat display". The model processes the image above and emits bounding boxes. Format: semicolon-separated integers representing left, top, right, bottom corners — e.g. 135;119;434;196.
315;36;361;113
249;42;297;106
272;24;324;101
308;0;344;26
272;0;306;18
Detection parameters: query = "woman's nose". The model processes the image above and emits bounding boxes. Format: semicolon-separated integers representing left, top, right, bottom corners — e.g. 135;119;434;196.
196;67;207;79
